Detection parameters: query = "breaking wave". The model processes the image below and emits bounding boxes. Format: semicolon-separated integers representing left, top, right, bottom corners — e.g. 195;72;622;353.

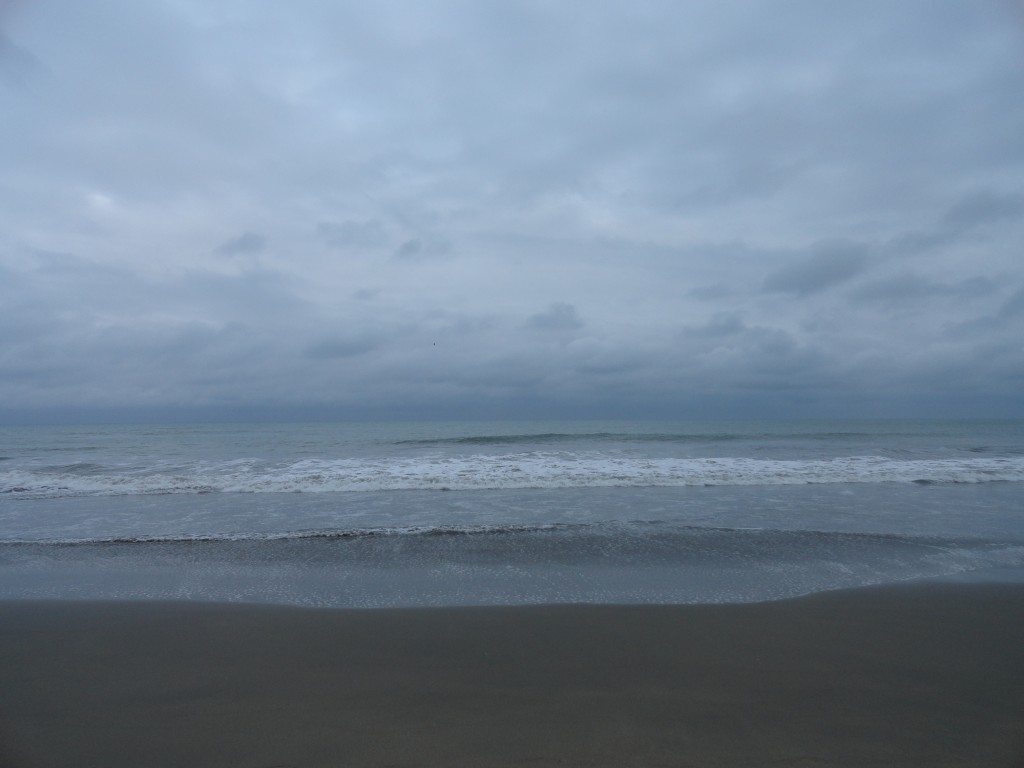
3;453;1024;499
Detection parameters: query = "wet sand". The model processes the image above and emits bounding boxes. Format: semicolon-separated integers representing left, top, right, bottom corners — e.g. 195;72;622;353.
2;582;1023;767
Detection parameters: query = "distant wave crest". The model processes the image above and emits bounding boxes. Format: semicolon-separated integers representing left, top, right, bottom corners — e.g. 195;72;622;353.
393;430;894;447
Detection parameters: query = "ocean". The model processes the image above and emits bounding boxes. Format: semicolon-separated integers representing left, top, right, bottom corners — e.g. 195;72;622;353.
2;419;1023;607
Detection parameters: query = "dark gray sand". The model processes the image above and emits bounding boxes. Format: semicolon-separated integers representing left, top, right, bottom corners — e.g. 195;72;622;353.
2;583;1023;767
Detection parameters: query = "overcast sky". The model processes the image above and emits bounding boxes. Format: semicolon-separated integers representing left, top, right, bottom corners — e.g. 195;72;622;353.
2;0;1023;422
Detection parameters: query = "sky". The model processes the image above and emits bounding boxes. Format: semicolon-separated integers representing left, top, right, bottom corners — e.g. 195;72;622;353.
2;0;1023;422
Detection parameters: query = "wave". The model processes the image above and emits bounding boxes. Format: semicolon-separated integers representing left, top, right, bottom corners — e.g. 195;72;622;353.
393;430;899;447
6;519;1020;563
3;453;1023;499
1;522;590;546
4;522;1023;606
395;431;745;446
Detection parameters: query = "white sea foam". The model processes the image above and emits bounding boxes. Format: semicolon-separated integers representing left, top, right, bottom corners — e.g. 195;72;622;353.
3;452;1024;499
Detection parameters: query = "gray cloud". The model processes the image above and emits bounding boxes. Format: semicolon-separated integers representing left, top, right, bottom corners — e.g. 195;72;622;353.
1;0;1023;419
217;231;266;256
392;236;450;261
682;313;745;338
394;239;422;260
527;303;584;332
950;285;1024;336
942;191;1024;231
688;284;732;301
850;274;998;304
0;0;44;87
880;190;1024;259
304;335;379;359
763;241;869;297
318;220;388;251
0;30;44;87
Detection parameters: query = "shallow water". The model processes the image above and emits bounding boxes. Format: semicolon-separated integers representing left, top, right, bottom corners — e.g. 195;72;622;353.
2;419;1022;605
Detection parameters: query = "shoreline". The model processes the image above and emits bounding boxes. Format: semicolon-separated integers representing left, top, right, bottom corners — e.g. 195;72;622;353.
3;581;1024;767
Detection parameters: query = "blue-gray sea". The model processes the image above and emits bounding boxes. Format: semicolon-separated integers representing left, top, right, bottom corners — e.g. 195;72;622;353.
2;419;1023;607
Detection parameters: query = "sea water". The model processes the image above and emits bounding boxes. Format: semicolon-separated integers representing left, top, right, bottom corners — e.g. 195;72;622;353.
1;419;1022;606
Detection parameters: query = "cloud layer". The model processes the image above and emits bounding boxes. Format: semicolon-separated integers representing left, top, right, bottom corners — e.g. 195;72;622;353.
2;0;1023;420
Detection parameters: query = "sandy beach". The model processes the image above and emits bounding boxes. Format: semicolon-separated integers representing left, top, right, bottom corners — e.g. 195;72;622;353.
2;582;1023;767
